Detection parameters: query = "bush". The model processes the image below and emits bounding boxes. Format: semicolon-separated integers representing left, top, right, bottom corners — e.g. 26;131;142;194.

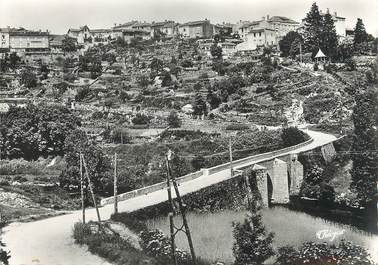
276;241;375;265
72;222;92;244
344;58;356;71
191;155;205;170
225;123;250;131
13;176;28;183
139;229;193;264
313;62;319;71
0;180;10;186
167;111;181;128
132;113;151;125
181;59;193;68
281;127;309;147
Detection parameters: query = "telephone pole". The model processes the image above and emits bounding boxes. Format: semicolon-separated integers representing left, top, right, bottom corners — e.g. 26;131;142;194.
114;152;118;214
80;153;85;224
166;150;196;265
81;153;101;223
229;137;233;177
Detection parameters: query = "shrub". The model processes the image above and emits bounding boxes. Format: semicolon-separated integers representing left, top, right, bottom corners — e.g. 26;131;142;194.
167;111;181;128
181;59;193;68
21;69;38;88
233;211;275;265
132;113;151;125
225;123;250;131
191;155;205;170
91;111;104;120
313;62;319;71
139;229;191;264
344;58;356;71
276;241;375;265
0;180;10;186
281;127;309;147
72;222;92;244
319;183;335;204
13;176;28;183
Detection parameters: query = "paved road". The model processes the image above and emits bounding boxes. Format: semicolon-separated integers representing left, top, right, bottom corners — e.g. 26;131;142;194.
2;130;362;265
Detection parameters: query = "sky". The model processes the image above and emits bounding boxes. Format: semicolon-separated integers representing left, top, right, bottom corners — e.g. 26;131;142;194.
1;0;377;35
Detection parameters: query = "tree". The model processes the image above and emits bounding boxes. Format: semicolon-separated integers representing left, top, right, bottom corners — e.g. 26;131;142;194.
281;127;309;147
20;69;37;88
0;104;80;160
167;111;181;128
321;11;338;60
132;113;151;125
232;173;275;265
354;18;368;46
350;89;378;211
137;74;150;89
279;31;302;57
150;57;163;77
9;52;20;70
0;53;9;72
210;43;223;60
62;36;77;52
161;71;172;87
302;2;323;55
193;93;207;116
59;129;112;195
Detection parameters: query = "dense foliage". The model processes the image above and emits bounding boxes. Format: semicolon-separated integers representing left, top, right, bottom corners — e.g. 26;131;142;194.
0;104;80;160
0;240;10;265
350;89;378;208
276;240;374;265
279;31;303;57
281;127;310;147
59;129;112;196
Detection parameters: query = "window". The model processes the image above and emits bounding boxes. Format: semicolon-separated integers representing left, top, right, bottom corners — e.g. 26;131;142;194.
259;32;262;37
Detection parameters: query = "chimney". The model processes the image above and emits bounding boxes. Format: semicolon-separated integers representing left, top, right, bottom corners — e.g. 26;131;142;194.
267;14;270;20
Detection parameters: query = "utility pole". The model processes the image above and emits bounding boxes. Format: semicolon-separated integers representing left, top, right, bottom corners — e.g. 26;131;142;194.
166;152;176;214
166;150;196;265
81;153;101;223
229;137;233;177
80;153;85;224
244;172;253;209
114;152;118;214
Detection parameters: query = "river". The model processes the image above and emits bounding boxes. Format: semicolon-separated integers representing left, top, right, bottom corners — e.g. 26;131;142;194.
144;206;378;264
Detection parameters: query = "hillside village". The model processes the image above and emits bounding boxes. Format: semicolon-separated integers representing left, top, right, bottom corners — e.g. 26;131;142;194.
0;1;378;265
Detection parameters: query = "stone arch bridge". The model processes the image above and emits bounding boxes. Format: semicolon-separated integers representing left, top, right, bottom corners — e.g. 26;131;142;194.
101;130;340;209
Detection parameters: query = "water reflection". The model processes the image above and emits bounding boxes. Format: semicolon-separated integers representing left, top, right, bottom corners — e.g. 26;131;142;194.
145;206;378;264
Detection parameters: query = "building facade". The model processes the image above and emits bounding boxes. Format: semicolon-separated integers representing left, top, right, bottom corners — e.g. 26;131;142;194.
236;28;278;51
0;27;49;53
67;25;91;44
178;20;213;39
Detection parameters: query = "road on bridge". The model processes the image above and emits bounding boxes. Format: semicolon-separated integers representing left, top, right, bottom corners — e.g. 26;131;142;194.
2;130;369;265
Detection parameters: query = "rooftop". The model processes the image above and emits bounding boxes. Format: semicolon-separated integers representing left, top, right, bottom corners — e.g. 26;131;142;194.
267;16;299;24
113;21;138;29
180;20;210;27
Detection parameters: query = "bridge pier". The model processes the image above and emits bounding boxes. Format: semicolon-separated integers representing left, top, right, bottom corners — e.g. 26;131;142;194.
287;153;304;196
252;164;269;208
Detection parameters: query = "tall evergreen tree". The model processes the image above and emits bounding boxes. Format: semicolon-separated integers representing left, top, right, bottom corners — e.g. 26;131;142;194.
354;18;368;45
321;11;338;60
279;31;302;57
303;2;323;55
350;89;378;226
